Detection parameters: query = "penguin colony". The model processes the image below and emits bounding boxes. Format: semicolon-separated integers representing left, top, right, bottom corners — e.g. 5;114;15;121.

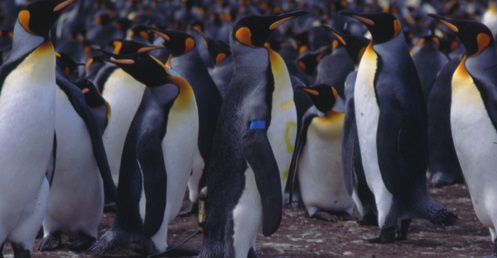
0;0;497;257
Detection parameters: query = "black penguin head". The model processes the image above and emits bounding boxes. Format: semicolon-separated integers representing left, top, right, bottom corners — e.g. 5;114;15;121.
107;53;169;87
74;78;107;108
340;11;401;44
18;0;74;39
232;11;308;48
56;52;80;77
150;28;195;57
300;84;338;113
207;38;231;65
297;49;322;75
429;14;494;57
321;25;370;64
111;40;162;55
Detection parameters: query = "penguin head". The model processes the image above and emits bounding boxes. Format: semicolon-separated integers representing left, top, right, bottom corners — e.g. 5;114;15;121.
106;53;169;87
232;11;308;48
56;52;80;77
340;11;401;44
321;25;370;64
111;39;162;56
75;78;108;108
207;38;231;66
150;28;196;57
297;49;322;75
429;14;494;57
18;0;74;39
300;84;339;113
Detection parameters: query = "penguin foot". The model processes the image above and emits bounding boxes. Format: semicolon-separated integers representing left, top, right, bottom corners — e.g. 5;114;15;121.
38;232;62;251
248;247;259;258
395;219;411;241
69;233;95;252
358;213;378;226
87;227;149;255
178;201;198;217
103;202;117;213
12;244;31;258
365;227;396;243
312;211;339;222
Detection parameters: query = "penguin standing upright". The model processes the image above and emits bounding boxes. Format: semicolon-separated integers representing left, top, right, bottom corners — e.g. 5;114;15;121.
88;53;198;256
341;11;457;243
151;28;222;214
96;40;161;185
199;11;306;258
0;0;72;256
289;84;355;221
207;38;234;99
430;15;497;256
320;25;378;225
39;53;116;252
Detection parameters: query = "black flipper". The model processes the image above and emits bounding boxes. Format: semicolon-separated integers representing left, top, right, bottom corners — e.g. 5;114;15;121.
287;109;317;205
242;120;282;237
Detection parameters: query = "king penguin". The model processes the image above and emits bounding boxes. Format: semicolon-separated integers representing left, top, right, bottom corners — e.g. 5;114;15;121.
321;25;378;225
0;0;73;256
341;11;457;243
199;11;306;258
289;84;355;221
39;53;116;252
429;14;497;256
151;27;223;215
95;40;161;185
88;52;198;256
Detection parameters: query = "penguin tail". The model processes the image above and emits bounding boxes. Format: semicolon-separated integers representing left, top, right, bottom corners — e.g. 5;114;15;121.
422;200;458;227
86;227;154;255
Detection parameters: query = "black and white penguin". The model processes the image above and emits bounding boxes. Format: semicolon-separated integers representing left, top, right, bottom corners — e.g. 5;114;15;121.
341;11;457;243
290;84;355;221
429;14;497;256
88;53;198;255
151;27;223;214
207;38;233;99
199;11;306;258
39;53;116;252
0;0;73;256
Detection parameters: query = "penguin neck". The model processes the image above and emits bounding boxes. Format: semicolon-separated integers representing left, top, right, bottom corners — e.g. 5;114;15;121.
372;33;408;56
170;47;202;71
231;41;269;71
5;21;46;65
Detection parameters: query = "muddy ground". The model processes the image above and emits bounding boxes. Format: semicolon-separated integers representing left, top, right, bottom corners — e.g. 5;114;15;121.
3;183;492;257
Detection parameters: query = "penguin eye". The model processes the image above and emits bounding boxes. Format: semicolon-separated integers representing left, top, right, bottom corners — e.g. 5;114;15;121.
235;27;254;47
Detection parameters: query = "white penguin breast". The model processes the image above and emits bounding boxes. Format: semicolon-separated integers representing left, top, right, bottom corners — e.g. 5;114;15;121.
0;43;55;210
298;116;354;215
451;65;497;227
102;69;147;184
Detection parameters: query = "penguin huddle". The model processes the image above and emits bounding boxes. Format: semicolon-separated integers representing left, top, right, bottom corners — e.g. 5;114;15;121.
2;0;497;257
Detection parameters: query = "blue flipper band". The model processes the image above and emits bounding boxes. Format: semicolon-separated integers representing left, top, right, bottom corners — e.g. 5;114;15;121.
249;120;266;130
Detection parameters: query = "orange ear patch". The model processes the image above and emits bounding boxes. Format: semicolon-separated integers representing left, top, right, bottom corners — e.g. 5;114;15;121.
235;27;254;47
18;10;33;34
185;38;195;53
216;53;227;65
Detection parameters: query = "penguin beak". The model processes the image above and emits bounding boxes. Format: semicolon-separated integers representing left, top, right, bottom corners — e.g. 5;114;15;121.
428;14;459;33
321;25;347;46
146;26;171;41
110;59;135;65
54;0;74;12
340;11;375;26
299;86;320;96
137;46;164;54
269;10;308;30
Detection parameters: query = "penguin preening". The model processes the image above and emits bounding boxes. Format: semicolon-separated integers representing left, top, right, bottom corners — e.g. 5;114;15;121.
199;11;306;258
289;84;355;222
88;53;198;256
430;14;497;256
341;11;457;243
39;53;116;252
0;0;73;256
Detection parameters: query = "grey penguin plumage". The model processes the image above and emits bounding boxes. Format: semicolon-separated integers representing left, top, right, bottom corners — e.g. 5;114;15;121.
88;53;198;255
426;57;464;187
430;14;497;256
207;38;234;99
0;0;73;256
199;11;306;258
342;11;457;243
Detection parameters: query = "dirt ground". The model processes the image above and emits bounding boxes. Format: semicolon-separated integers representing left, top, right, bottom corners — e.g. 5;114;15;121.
3;183;493;257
